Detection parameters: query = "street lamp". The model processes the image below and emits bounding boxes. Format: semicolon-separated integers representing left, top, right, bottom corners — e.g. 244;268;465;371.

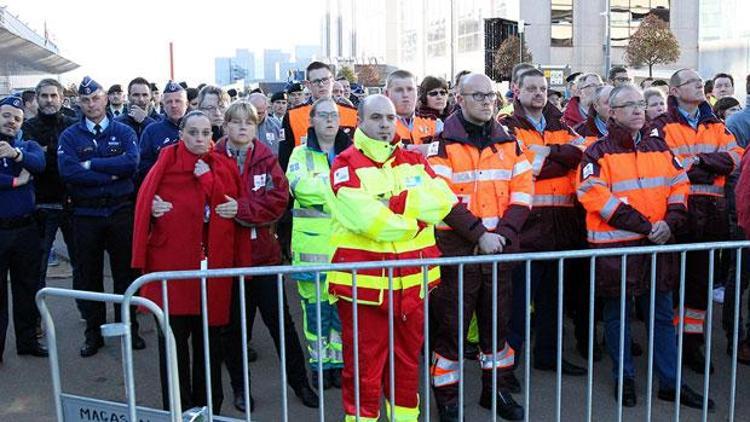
601;0;611;76
518;19;525;64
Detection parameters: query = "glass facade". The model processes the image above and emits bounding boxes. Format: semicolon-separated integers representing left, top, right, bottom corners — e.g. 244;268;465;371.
551;0;573;47
610;0;670;47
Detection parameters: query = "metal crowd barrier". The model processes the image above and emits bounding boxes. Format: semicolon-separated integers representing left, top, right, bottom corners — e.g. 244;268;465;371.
39;240;750;421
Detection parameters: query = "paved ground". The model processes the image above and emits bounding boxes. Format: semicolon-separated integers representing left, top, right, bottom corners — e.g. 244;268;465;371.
2;249;750;420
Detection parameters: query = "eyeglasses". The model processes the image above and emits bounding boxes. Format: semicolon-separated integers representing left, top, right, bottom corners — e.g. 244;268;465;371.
611;101;647;111
315;111;340;120
676;78;704;88
461;92;497;102
309;76;332;86
200;105;226;114
579;83;603;90
427;89;448;97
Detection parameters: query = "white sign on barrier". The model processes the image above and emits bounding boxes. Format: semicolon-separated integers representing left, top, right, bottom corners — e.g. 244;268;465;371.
61;394;241;422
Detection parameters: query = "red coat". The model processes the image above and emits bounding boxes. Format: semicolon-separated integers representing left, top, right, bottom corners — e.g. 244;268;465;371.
562;96;586;128
737;152;750;237
132;142;251;326
215;138;289;266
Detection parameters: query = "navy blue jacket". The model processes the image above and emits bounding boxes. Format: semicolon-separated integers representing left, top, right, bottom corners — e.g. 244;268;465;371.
0;133;46;218
116;113;156;140
137;117;180;181
58;119;139;217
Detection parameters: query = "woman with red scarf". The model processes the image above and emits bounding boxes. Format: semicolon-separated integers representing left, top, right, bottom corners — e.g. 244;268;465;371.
132;110;251;413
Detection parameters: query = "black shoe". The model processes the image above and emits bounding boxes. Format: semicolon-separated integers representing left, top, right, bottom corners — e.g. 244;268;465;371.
658;385;714;411
614;378;637;407
534;359;586;376
17;342;49;358
312;370;332;390
247;345;258;363
131;334;146;350
80;337;104;358
576;341;603;362
233;390;255;413
631;340;643;357
503;372;522;394
292;382;319;408
437;404;460;422
479;389;524;421
328;368;342;389
683;347;714;374
464;342;479;360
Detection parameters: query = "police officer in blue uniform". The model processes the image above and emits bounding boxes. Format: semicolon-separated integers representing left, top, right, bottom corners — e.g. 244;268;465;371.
137;81;187;183
58;77;145;357
0;95;48;361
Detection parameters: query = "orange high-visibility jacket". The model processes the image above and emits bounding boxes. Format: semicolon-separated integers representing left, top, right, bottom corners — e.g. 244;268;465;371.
396;115;438;145
574;104;607;149
501;101;587;251
427;112;533;252
576;121;689;297
651;97;743;197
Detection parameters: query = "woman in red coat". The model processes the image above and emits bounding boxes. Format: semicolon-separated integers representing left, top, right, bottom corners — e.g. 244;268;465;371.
214;101;318;412
132;110;250;413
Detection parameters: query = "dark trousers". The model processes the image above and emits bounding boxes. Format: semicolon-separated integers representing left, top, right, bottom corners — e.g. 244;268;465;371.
0;223;42;358
431;264;514;405
157;316;224;413
72;207;138;341
509;260;562;365
36;207;83;315
222;274;308;393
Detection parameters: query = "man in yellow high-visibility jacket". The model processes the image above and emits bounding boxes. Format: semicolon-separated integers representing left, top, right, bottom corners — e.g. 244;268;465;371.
328;95;456;421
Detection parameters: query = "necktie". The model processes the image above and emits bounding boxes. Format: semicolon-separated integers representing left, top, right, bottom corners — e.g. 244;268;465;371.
94;124;102;137
114;110;120;116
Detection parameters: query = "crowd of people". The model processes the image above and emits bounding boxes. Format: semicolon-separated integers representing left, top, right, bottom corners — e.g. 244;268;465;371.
2;59;750;421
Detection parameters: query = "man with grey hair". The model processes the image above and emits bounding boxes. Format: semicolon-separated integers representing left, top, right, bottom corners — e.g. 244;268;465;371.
577;84;713;410
575;85;614;143
563;73;603;127
652;68;743;374
248;93;284;155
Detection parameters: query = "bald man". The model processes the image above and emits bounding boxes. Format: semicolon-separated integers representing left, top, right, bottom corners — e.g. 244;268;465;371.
328;95;456;421
248;93;285;156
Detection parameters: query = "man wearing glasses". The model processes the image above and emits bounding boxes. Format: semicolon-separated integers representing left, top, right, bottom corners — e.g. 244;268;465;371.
651;68;744;374
577;84;713;410
428;73;532;421
563;73;604;127
385;69;442;146
279;62;357;171
608;66;633;88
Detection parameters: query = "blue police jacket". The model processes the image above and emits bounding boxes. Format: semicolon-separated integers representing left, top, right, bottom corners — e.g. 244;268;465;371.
115;113;156;140
137;117;180;181
0;132;45;219
58;119;139;217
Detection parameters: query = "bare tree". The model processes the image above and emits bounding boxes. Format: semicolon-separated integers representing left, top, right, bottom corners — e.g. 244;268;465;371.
357;65;381;87
624;13;680;77
493;35;533;82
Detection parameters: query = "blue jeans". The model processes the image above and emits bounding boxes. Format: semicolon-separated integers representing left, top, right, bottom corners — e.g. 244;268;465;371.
603;291;678;389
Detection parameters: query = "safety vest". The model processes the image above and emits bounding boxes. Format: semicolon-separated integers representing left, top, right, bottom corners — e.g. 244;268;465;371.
287;102;358;147
287;144;337;299
502;102;584;208
396;115;438;145
427;114;533;231
651;97;743;197
577;124;690;244
327;129;456;312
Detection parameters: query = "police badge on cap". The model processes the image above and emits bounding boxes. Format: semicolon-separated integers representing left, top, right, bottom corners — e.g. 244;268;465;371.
79;76;103;96
0;95;23;110
163;80;184;94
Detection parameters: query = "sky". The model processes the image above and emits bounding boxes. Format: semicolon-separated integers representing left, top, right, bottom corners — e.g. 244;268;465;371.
2;0;324;88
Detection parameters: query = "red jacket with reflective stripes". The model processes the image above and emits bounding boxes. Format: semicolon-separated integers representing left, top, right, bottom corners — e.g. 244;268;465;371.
576;120;689;297
501;101;587;251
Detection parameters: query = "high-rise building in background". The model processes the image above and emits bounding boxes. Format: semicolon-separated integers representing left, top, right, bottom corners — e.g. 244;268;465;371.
263;49;291;81
214;50;255;86
699;0;750;95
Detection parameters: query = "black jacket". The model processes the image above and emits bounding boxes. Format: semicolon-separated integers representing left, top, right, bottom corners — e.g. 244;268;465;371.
21;111;76;204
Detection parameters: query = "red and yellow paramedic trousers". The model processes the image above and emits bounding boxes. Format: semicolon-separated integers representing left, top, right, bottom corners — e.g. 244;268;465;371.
338;299;423;421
